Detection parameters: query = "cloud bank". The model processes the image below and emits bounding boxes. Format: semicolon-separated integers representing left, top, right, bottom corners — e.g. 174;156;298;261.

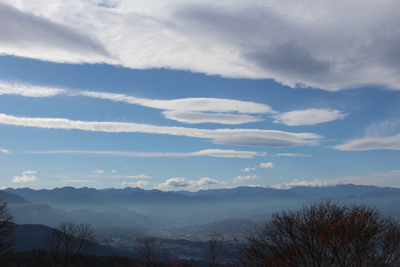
121;181;149;188
1;0;399;90
157;177;219;189
232;174;258;183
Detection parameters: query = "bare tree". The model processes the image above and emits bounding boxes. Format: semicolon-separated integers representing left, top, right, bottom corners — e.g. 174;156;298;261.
205;232;224;267
133;235;169;267
42;221;98;267
0;198;16;260
235;200;400;267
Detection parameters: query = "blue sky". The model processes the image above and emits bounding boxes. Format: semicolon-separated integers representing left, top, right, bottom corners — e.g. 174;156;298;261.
0;0;399;190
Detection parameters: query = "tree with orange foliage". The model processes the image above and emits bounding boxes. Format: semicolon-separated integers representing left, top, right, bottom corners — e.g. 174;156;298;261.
233;200;400;267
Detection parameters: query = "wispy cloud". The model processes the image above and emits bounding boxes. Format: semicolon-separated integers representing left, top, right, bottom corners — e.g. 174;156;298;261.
273;108;348;126
1;1;398;90
156;177;219;189
332;134;400;151
12;170;38;183
275;153;312;157
62;179;95;183
26;149;266;159
1;148;11;154
0;113;322;147
90;174;151;179
93;169;104;174
112;174;151;179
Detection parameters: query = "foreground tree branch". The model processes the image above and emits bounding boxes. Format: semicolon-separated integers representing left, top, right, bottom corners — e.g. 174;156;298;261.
42;221;98;267
0;198;16;261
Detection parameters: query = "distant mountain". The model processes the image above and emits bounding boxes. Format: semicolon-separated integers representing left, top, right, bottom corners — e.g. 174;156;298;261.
0;191;30;205
6;184;400;229
288;184;380;199
1;191;154;230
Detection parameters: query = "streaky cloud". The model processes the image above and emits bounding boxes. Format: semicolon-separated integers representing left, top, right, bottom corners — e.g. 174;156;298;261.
26;149;266;158
0;113;322;147
276;153;313;157
0;81;274;114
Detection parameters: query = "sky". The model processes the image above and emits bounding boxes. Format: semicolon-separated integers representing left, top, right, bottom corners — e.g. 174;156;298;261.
0;0;399;191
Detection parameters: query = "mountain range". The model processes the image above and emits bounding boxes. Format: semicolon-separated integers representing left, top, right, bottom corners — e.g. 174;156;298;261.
2;184;400;232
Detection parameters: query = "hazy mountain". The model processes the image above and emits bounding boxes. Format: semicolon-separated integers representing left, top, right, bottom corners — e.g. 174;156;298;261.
5;184;400;230
288;184;381;199
0;191;30;205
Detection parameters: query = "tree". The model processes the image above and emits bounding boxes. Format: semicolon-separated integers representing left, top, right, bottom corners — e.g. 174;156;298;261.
0;198;16;260
42;221;98;267
204;232;224;267
133;235;170;267
235;200;400;267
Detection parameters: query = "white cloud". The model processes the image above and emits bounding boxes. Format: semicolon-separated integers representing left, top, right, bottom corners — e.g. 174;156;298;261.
12;170;38;183
276;153;312;157
1;1;399;90
332;133;400;151
112;170;117;173
0;113;322;147
259;162;274;168
232;174;258;183
157;177;219;189
121;181;149;188
242;167;256;172
162;111;263;124
27;149;266;158
93;169;104;174
1;148;11;154
190;149;265;158
0;81;274;114
113;174;151;179
273;108;348;126
62;179;95;183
